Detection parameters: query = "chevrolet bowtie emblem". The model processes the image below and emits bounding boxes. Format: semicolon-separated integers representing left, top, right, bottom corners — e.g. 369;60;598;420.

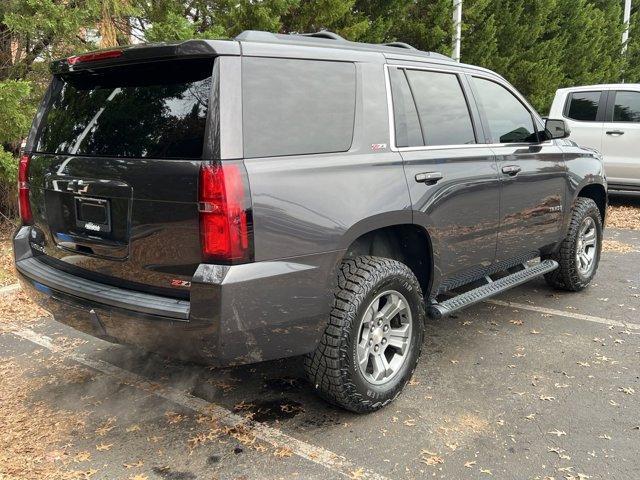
67;179;89;194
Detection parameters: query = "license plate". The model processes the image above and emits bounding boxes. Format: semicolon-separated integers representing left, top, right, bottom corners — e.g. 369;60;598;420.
74;197;111;233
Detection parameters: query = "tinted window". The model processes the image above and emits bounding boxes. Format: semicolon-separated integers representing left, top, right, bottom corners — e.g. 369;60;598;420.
243;58;356;158
36;59;213;158
613;91;640;122
389;68;423;147
566;91;601;121
405;70;476;146
473;77;537;143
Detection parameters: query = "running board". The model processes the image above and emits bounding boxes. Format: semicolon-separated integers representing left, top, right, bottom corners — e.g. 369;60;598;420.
428;259;559;319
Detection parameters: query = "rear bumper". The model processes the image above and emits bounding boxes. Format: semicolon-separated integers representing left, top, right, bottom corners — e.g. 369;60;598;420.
14;226;337;366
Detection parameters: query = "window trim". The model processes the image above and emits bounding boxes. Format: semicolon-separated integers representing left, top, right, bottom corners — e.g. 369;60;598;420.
562;90;607;123
385;64;550;151
605;89;640;123
388;67;425;147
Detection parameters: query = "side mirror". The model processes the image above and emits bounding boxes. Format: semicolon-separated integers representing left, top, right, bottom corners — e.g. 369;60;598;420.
544;118;570;140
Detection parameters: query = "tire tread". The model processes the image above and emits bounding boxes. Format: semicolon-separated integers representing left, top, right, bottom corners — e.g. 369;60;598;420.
544;197;602;291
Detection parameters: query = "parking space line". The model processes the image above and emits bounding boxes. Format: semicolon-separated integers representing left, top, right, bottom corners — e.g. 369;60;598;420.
12;326;389;480
486;299;640;331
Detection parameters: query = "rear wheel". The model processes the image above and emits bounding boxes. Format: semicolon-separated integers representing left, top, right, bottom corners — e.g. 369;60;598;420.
544;197;602;291
304;256;425;413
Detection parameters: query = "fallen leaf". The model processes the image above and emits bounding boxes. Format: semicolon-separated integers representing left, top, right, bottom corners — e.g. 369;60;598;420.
548;429;566;437
95;443;113;451
274;446;293;458
129;475;148;480
73;451;91;463
164;411;185;424
349;468;365;479
95;417;117;436
421;455;444;466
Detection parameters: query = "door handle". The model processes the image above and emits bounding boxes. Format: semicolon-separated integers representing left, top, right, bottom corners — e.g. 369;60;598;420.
502;165;521;176
415;172;443;184
606;130;625;136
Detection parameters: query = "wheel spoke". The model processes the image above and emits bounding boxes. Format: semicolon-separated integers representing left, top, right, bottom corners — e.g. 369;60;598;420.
581;252;590;268
387;336;408;354
357;343;370;369
362;305;375;326
378;293;404;323
583;229;596;246
372;354;390;381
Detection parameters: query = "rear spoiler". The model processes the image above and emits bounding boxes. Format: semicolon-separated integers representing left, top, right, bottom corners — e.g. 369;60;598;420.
50;39;240;75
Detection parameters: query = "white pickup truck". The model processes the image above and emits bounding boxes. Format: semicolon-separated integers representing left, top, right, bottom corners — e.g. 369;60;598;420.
549;84;640;191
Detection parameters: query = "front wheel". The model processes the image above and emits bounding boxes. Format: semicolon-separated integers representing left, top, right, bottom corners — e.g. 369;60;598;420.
304;256;425;413
544;197;603;291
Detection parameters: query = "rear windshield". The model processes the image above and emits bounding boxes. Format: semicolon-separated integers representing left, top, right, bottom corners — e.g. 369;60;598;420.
35;59;214;159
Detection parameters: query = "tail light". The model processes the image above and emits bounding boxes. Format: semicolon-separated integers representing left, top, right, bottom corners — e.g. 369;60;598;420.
18;154;32;224
198;161;253;264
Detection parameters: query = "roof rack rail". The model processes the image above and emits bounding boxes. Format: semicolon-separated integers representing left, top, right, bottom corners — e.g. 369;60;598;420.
298;31;345;41
382;42;417;50
234;30;454;62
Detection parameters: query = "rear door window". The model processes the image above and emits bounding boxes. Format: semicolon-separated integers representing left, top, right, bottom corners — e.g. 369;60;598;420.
472;77;537;143
389;68;423;148
612;91;640;122
36;59;214;159
565;91;602;121
242;57;356;158
404;69;476;146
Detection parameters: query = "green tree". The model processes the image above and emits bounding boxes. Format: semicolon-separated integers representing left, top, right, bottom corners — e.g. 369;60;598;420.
623;7;640;82
461;0;565;112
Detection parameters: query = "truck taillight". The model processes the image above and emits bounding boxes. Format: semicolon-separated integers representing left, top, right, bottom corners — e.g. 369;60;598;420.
18;154;32;224
198;161;253;264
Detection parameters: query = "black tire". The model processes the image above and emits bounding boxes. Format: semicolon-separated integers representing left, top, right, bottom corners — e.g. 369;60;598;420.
544;197;603;291
304;256;425;413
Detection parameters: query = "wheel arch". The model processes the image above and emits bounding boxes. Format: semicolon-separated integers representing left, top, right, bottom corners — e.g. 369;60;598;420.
576;182;607;223
338;222;434;298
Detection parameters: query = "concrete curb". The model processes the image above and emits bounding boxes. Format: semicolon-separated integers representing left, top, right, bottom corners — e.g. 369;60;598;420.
0;283;20;297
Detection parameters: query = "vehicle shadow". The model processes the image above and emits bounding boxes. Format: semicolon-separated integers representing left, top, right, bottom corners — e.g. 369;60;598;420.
48;311;475;427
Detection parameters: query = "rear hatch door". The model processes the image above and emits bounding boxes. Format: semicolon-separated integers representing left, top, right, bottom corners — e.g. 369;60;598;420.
27;55;218;298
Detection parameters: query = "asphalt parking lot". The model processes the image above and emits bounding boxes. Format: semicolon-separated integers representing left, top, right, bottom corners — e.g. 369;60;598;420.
1;201;639;480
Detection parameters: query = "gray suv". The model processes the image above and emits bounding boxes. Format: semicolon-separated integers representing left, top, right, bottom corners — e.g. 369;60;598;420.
14;30;607;412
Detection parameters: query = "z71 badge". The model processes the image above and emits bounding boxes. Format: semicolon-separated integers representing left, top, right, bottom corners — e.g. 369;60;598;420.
170;279;191;288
